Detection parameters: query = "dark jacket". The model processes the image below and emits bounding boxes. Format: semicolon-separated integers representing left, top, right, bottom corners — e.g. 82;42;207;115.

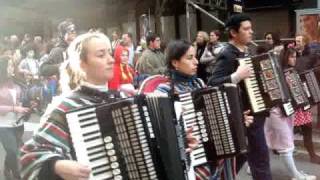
208;43;247;86
295;45;319;73
40;41;68;77
208;43;255;112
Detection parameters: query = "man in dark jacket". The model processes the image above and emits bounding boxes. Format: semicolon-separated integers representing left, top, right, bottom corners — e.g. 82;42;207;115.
40;19;77;77
208;14;272;180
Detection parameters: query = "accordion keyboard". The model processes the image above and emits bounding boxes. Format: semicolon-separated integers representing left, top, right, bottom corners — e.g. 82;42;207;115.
239;57;266;113
179;92;207;167
67;107;123;180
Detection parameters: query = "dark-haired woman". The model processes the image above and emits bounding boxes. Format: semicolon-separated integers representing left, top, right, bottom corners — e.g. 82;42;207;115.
264;46;316;180
0;56;30;180
264;32;283;55
155;40;253;180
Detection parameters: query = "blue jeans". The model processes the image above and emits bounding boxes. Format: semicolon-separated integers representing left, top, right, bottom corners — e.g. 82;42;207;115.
247;115;272;180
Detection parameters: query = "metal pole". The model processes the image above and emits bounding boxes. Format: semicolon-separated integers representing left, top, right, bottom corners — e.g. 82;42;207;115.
148;8;151;32
186;0;191;41
188;1;225;26
186;0;258;46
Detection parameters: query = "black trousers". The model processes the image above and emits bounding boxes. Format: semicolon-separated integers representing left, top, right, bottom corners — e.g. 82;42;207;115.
246;115;272;180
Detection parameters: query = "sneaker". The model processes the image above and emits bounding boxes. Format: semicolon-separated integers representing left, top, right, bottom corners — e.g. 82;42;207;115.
291;171;317;180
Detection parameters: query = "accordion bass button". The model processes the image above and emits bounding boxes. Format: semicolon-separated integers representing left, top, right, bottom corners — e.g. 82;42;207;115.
104;136;112;143
202;137;209;142
110;156;118;162
111;162;120;169
199;120;204;125
114;175;123;180
201;132;208;137
107;150;116;156
105;143;114;150
200;129;206;133
113;169;121;175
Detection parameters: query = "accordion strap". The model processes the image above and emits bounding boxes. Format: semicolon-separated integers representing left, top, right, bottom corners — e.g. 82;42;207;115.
68;86;121;104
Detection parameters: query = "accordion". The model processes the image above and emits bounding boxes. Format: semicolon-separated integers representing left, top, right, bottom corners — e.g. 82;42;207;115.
66;95;189;180
178;83;247;168
238;52;290;115
283;68;310;111
299;66;320;107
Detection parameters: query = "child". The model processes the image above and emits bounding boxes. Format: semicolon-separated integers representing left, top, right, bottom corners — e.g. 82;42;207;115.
264;45;316;180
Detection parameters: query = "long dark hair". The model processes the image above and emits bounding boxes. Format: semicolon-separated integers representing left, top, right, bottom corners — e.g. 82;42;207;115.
165;40;192;70
264;32;281;46
165;40;192;96
280;45;296;68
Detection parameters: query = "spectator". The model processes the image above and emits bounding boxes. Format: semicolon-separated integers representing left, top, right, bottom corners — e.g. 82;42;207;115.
264;32;283;55
194;31;209;81
119;49;136;96
18;43;40;81
294;35;320;164
0;57;30;180
122;32;135;66
20;33;33;59
200;30;224;82
111;30;121;54
40;19;77;77
136;32;166;76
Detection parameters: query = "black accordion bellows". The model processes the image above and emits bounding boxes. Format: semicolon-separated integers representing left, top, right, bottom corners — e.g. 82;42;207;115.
66;95;188;180
299;66;320;107
283;68;310;112
178;83;247;168
238;52;290;115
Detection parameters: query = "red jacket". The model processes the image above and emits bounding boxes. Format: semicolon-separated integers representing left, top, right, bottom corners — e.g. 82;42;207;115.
108;45;135;90
108;45;123;90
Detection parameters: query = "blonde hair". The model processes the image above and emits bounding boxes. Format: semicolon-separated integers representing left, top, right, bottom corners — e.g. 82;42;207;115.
197;31;209;42
59;32;111;93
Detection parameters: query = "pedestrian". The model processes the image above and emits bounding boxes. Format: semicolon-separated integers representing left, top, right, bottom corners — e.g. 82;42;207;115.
154;39;254;179
294;35;320;164
208;14;272;180
194;31;209;81
265;45;316;180
136;32;166;76
200;30;224;82
0;56;30;180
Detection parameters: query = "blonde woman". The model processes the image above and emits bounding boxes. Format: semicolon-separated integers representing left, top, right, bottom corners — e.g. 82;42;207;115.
194;31;209;81
20;32;115;180
20;32;198;180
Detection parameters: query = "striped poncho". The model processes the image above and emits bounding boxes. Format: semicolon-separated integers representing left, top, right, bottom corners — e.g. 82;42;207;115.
20;86;118;180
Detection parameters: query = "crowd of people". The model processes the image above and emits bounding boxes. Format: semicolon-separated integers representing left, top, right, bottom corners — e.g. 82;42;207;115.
0;13;319;180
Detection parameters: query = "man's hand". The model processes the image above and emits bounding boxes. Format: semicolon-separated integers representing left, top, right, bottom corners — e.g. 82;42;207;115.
243;110;254;127
235;64;252;80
